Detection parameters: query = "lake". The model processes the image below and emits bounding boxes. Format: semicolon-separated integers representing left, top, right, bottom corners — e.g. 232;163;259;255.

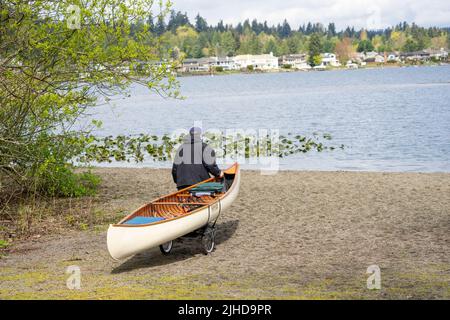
85;65;450;172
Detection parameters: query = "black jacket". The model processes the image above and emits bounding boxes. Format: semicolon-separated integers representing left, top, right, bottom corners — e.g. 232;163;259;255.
172;136;221;187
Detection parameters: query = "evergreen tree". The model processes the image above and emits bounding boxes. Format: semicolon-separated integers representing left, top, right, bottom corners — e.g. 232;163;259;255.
327;23;336;37
154;15;166;36
195;14;208;32
147;13;154;31
357;39;375;53
221;31;237;56
217;20;225;32
306;22;313;35
264;38;279;56
280;19;292;38
308;33;323;65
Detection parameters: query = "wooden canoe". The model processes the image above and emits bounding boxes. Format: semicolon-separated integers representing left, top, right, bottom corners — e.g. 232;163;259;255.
107;163;240;260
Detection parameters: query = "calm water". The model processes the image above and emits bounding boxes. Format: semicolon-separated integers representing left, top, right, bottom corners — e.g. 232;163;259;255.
84;65;450;172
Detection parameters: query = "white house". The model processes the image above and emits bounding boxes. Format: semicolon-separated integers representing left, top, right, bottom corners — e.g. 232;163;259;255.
181;58;211;72
320;53;341;67
425;48;449;60
210;56;239;70
234;52;279;70
279;54;311;69
346;60;358;69
387;53;400;62
374;55;385;63
363;51;385;63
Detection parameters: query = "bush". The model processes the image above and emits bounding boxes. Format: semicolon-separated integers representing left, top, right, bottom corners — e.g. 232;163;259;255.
0;0;177;203
246;65;254;71
282;64;292;69
36;166;101;197
214;66;224;72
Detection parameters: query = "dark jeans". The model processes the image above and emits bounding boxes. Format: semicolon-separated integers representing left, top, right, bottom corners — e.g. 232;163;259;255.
177;185;192;191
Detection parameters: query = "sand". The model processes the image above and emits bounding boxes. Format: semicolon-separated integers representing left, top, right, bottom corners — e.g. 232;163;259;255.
0;169;449;299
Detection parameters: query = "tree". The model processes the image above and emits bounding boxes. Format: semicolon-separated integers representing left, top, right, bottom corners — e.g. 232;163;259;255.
313;55;322;66
195;14;208;32
155;15;167;36
335;38;356;63
360;29;368;41
357;39;375;53
430;35;448;49
221;31;237;56
0;0;178;199
217;20;226;32
371;35;384;52
390;31;407;50
323;37;337;53
305;22;313;35
167;11;191;33
327;23;336;38
280;19;292;38
264;38;279;56
403;39;420;52
308;33;323;65
287;36;300;54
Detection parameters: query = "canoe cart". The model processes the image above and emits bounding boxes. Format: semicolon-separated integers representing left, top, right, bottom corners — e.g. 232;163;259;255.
107;163;240;260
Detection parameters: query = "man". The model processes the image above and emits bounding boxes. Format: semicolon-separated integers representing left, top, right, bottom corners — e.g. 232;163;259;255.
172;127;223;190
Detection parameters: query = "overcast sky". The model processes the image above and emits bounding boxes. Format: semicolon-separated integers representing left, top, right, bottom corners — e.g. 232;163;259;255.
173;0;450;30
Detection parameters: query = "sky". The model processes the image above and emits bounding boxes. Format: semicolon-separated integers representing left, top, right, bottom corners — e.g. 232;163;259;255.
172;0;450;30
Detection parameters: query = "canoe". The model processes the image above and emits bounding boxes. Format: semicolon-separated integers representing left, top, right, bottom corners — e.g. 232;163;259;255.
107;162;240;260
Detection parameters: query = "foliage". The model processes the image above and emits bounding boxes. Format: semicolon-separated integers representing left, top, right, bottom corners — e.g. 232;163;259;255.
151;12;449;59
335;38;356;63
76;132;342;164
0;0;178;199
308;33;323;65
357;40;375;53
37;167;101;197
312;55;322;66
0;239;9;249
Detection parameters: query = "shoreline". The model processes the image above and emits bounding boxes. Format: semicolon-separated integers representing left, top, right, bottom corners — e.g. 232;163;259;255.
81;164;450;174
176;62;449;77
1;168;449;299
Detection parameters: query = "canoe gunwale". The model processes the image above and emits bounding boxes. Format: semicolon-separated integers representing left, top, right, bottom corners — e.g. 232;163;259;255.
111;163;239;228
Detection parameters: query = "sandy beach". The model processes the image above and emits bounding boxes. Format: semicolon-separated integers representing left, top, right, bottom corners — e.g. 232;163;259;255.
1;168;449;299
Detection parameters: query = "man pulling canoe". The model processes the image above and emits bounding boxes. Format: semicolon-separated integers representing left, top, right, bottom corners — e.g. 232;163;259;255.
172;127;224;190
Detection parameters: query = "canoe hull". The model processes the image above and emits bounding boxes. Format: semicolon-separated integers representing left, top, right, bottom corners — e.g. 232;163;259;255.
107;164;240;260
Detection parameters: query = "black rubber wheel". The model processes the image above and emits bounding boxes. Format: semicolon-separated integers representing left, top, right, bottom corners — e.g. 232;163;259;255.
159;240;173;255
201;228;215;255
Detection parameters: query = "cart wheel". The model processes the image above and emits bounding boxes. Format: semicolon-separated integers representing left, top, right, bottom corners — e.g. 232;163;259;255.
159;240;173;255
201;228;215;255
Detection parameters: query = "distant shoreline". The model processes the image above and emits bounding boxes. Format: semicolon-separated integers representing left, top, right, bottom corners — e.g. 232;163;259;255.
177;61;449;77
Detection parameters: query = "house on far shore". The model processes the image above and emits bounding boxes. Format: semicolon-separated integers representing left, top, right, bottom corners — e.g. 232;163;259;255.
363;51;385;63
346;60;359;69
320;53;341;67
234;52;279;70
399;51;431;62
180;58;212;72
424;48;449;61
210;56;239;70
387;53;400;62
279;54;311;69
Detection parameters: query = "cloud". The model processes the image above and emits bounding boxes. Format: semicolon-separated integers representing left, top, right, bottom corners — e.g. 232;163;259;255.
172;0;450;30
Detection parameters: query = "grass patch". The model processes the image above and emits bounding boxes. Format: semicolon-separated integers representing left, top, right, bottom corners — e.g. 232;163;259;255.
0;239;9;249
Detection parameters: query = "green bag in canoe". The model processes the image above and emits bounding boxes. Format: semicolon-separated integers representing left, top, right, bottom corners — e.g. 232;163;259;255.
190;182;224;193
